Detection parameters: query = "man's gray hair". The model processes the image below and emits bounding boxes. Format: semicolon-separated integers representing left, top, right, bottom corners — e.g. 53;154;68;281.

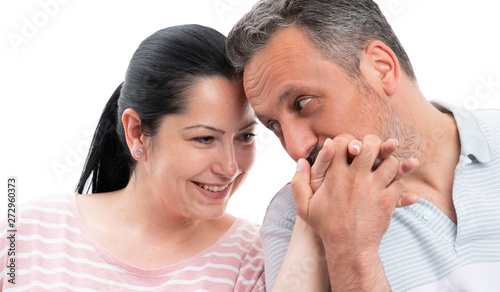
226;0;416;83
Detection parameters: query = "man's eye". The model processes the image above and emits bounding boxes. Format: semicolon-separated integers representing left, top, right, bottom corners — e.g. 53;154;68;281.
297;97;312;110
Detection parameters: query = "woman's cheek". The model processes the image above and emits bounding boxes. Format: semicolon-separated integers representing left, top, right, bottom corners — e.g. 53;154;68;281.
240;143;256;172
230;144;256;194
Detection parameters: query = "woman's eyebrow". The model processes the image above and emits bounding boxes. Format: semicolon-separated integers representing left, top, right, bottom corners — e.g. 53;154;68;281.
239;121;258;131
183;121;257;134
182;124;225;134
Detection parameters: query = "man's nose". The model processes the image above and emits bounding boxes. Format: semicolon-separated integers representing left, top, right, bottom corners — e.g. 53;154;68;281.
281;124;317;162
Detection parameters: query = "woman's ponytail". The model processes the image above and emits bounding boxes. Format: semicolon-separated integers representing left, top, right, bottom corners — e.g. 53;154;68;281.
76;83;132;194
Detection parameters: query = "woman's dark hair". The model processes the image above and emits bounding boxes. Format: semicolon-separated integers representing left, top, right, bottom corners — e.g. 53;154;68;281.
76;24;237;194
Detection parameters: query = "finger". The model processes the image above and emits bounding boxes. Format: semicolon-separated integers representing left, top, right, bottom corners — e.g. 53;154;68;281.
372;138;398;170
310;139;334;192
393;158;419;180
328;135;351;170
347;139;362;160
373;155;399;187
291;158;313;220
351;134;382;172
379;138;398;160
396;193;420;208
333;133;358;161
320;136;351;190
383;179;406;210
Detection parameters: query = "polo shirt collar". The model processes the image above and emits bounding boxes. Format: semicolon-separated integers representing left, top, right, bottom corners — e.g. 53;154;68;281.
431;101;492;163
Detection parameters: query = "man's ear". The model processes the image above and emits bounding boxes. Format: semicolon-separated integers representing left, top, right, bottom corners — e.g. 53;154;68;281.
362;40;400;96
122;108;147;161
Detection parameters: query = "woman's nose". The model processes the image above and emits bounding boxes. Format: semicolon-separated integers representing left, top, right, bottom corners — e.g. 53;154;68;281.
211;144;238;178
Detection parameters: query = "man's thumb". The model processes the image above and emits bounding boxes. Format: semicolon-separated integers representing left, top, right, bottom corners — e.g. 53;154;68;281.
291;158;313;220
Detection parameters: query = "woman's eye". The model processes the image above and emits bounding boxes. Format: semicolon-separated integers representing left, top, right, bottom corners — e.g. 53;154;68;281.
297;97;312;110
267;121;281;133
194;136;214;144
238;133;256;143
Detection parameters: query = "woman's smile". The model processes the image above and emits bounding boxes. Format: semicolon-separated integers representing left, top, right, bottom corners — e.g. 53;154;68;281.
192;181;233;200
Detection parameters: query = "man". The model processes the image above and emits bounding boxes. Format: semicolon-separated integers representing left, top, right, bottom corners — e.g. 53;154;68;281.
226;0;500;291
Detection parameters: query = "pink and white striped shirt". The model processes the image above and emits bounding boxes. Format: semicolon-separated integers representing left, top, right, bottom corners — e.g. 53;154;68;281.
0;194;265;291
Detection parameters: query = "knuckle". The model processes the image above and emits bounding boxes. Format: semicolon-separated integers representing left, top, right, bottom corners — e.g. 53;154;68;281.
362;149;377;161
352;148;375;167
360;137;379;155
336;133;356;140
380;158;399;179
366;134;382;143
331;136;349;153
387;156;399;168
390;180;405;194
290;172;301;186
333;135;350;147
290;176;300;189
290;176;307;194
316;148;331;164
363;134;382;148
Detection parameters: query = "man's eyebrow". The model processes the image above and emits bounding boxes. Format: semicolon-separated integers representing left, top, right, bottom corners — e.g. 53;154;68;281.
256;114;268;122
279;86;298;105
182;124;225;134
255;84;311;121
255;89;294;121
279;85;312;105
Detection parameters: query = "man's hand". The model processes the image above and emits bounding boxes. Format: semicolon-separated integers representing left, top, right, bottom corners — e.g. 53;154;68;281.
291;134;419;291
309;135;419;206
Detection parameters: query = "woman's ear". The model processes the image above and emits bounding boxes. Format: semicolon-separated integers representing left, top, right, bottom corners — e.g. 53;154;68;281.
363;40;400;96
122;108;147;161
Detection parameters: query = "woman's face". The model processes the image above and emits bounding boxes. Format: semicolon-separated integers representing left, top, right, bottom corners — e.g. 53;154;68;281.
143;76;256;220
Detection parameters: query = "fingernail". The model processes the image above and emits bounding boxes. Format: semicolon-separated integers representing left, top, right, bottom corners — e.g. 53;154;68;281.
322;139;330;151
296;159;305;172
353;144;361;154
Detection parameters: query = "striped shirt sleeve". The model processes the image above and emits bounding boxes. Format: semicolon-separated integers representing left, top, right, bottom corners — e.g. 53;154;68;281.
259;184;296;291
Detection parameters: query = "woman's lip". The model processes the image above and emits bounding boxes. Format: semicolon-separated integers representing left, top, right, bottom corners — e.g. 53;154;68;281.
192;181;232;200
193;181;231;187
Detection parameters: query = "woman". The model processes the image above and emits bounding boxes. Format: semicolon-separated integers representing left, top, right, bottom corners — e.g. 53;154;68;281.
1;24;264;291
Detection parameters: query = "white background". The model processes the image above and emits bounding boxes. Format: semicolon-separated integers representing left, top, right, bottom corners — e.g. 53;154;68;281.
1;0;500;224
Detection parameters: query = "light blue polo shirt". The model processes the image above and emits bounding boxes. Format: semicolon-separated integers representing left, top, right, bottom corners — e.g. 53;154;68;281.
381;102;500;291
260;102;500;291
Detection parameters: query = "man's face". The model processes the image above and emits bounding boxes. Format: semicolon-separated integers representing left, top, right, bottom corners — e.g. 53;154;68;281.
243;26;395;162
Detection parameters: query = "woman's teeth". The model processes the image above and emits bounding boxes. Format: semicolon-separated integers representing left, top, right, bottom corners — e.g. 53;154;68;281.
195;182;228;192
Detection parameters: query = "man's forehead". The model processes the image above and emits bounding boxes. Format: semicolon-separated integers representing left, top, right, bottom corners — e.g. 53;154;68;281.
244;50;300;92
243;27;313;101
